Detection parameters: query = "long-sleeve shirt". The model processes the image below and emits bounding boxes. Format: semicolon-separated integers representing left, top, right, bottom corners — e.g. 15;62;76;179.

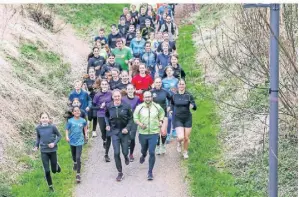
170;92;197;118
105;102;133;136
151;88;172;111
162;77;179;93
100;62;123;77
122;95;140;112
68;89;92;113
35;124;61;152
131;74;153;101
130;38;146;56
93;91;112;117
87;56;106;77
156;53;170;77
108;32;122;49
133;102;165;135
141;51;157;71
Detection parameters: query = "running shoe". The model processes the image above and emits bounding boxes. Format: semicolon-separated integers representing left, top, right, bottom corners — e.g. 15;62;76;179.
104;155;111;162
129;154;134;162
76;174;81;183
125;156;130;165
172;130;177;138
177;142;182;153
147;172;154;181
116;172;124;182
166;134;171;144
92;131;97;137
183;151;189;159
160;144;166;154
155;146;161;155
73;163;77;171
48;185;54;192
140;155;145;164
56;163;61;173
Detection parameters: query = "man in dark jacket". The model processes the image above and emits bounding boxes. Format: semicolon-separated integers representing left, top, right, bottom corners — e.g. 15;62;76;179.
108;24;122;49
105;89;133;182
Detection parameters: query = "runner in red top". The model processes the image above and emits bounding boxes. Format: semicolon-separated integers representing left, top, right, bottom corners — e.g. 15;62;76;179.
131;63;153;101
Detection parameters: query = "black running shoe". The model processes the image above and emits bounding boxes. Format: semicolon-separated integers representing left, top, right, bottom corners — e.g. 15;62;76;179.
125;156;130;165
76;174;81;183
116;172;124;182
139;155;145;164
104;155;111;162
147;172;154;181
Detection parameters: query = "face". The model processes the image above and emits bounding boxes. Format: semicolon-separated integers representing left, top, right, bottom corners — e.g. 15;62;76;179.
171;56;178;65
157;32;162;39
72;107;81;118
101;81;109;91
166;16;171;23
105;72;112;81
166;67;174;77
163;33;169;41
108;56;115;63
111;26;117;33
150;32;155;39
117;41;123;49
123;8;128;15
141;7;145;14
99;30;104;37
72;99;81;107
136;31;141;38
40;113;49;124
143;92;152;104
111;70;119;78
147;10;152;16
113;91;121;103
163;13;167;19
120;19;125;25
154;78;162;89
126;85;135;95
178;81;186;91
74;81;82;91
145;43;151;51
89;69;95;77
139;65;146;74
121;72;129;81
95;40;102;47
129;26;135;32
145;20;150;27
163;46;169;54
126;13;131;20
93;48;99;56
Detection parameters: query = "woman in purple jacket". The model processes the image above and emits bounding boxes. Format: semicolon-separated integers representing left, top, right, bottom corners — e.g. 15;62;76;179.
121;84;141;162
93;79;113;162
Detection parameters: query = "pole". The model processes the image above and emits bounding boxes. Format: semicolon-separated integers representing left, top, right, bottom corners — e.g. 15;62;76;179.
268;4;280;197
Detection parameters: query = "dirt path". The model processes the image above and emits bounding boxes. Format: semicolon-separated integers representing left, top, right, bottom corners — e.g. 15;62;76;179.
75;4;192;197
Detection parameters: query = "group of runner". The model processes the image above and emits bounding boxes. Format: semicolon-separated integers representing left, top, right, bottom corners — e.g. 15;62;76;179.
33;3;197;192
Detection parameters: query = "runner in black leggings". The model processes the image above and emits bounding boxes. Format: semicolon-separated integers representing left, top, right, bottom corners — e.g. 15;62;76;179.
121;84;140;162
170;79;197;159
150;77;171;155
105;89;133;181
33;112;61;192
93;79;113;162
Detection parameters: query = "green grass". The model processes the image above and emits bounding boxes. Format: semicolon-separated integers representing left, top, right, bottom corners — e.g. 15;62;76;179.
51;4;129;38
177;25;262;197
11;124;79;197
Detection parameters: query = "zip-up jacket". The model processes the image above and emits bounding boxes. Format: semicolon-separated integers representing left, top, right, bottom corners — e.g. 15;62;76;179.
118;24;129;38
157;53;170;77
105;102;133;136
108;32;122;49
141;51;157;71
133;102;165;135
170;91;197;118
35;124;61;153
130;38;146;56
93;91;112;117
87;56;106;76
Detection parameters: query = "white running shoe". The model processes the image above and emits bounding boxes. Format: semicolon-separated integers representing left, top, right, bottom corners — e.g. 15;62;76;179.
92;131;97;137
156;146;161;155
160;144;166;154
177;142;182;153
183;151;189;159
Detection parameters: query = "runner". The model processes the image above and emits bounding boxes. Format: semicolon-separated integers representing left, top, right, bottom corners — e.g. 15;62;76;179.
122;84;140;162
126;24;136;47
129;4;139;26
130;57;141;77
156;45;171;78
130;29;146;58
167;54;186;79
157;12;167;32
148;32;159;52
138;7;153;30
150;78;171;155
33;112;62;192
131;63;153;101
159;15;178;42
118;70;131;90
120;7;129;20
108;24;122;49
65;106;88;183
141;41;157;79
133;91;165;180
109;68;122;90
112;39;133;71
162;66;179;143
141;19;155;41
68;80;91;115
93;79;113;162
170;79;197;159
157;32;176;53
100;54;123;77
105;89;133;181
87;46;106;77
118;17;129;38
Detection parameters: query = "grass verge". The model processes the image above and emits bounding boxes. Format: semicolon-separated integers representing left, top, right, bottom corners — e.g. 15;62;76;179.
177;24;261;197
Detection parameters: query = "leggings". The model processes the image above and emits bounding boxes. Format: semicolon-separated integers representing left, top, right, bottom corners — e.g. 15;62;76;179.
112;132;129;173
129;122;138;155
70;145;83;174
139;134;159;174
98;117;111;155
157;135;167;145
91;117;97;131
41;152;59;186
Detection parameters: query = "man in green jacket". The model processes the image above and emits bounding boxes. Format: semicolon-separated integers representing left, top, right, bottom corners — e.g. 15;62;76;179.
112;38;133;71
133;91;165;180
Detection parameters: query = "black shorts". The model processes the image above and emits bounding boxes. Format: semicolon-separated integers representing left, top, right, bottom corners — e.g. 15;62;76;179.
173;115;192;128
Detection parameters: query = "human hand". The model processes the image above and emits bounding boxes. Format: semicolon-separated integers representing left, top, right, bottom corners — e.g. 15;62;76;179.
86;107;90;112
66;136;70;142
122;128;128;134
48;143;55;148
32;147;38;151
106;126;110;131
